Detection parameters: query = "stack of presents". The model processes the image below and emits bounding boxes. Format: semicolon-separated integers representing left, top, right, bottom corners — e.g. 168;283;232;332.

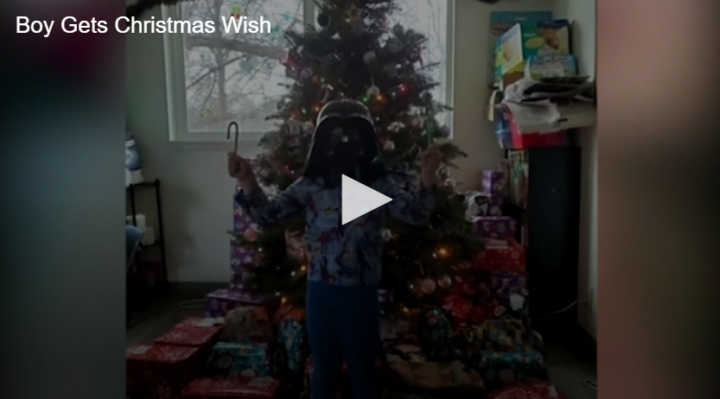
127;178;564;398
487;11;596;150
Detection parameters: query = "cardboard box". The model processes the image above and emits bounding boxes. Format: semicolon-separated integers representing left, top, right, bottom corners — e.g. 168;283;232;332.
525;54;578;81
536;19;571;55
494;19;571;79
489;11;554;84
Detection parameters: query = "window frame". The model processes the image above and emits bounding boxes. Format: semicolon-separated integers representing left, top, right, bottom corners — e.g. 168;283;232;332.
162;0;455;144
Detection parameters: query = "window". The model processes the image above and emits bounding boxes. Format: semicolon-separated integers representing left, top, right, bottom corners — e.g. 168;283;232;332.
163;0;454;143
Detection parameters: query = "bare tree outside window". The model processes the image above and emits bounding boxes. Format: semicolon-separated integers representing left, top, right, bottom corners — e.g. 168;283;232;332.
179;0;449;136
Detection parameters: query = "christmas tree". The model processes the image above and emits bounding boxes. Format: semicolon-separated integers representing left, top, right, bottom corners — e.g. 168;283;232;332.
228;0;484;315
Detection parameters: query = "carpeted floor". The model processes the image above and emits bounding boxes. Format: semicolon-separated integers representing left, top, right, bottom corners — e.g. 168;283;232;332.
127;284;597;399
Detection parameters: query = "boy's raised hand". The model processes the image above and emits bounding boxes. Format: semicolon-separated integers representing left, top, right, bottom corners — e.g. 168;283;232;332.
227;152;256;188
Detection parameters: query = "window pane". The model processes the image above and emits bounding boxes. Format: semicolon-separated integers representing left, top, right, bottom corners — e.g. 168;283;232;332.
387;0;450;122
181;0;303;133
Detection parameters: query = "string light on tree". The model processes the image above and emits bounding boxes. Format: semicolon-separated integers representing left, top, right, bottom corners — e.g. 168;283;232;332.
437;274;452;289
420;278;436;294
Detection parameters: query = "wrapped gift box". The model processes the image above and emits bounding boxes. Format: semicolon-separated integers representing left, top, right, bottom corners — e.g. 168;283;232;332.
205;288;276;318
206;342;271;377
272;305;307;376
482;170;507;196
478;271;529;318
474;241;526;272
126;344;202;399
231;245;255;274
385;360;485;397
154;317;223;354
476;350;548;392
473;216;516;240
473;194;504;217
221;306;272;343
489;382;566;399
181;376;283;398
232;183;257;269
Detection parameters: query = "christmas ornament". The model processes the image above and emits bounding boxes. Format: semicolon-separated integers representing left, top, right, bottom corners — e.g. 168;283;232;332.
437;274;452;289
363;51;377;66
366;85;380;97
381;229;392;241
420;278;436;294
392;23;404;36
243;226;258;242
317;12;329;27
382;139;395;151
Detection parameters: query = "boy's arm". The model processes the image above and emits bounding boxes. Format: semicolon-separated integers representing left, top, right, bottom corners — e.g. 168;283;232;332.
376;176;435;226
234;178;308;227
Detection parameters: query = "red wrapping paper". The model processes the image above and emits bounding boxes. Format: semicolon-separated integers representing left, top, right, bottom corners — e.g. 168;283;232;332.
155;317;223;348
489;382;566;399
474;241;526;272
126;344;203;399
181;376;283;398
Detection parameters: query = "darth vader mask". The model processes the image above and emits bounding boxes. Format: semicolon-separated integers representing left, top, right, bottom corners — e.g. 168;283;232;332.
303;100;385;186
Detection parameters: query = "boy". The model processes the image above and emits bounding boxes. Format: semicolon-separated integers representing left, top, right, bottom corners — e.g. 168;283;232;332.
228;100;441;399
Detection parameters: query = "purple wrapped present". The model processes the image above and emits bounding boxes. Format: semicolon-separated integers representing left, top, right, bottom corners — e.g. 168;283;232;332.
233;206;254;231
473;194;503;217
473;216;516;240
481;170;507;196
230;244;255;274
232;182;257;269
477;271;529;318
205;288;276;318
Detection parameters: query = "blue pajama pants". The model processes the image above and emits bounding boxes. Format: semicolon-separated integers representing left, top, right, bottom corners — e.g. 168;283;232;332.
306;282;380;399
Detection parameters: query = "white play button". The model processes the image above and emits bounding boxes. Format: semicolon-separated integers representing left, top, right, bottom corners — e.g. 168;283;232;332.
341;174;392;225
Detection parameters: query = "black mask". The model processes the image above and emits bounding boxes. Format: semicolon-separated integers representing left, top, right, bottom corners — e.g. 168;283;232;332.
303;100;385;186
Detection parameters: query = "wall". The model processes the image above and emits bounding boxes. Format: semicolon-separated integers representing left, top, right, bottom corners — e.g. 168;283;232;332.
125;0;556;283
554;0;598;339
